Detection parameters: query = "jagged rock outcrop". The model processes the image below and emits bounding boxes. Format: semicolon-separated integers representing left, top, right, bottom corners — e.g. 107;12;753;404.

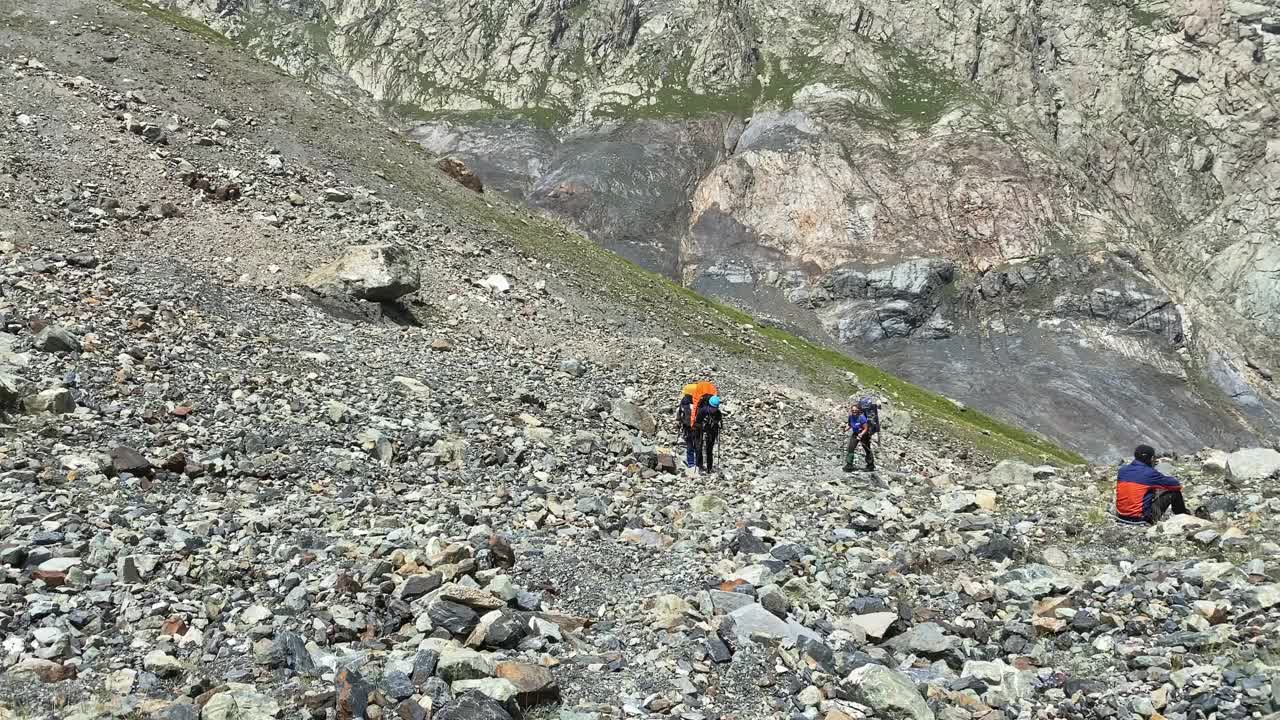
156;0;1280;458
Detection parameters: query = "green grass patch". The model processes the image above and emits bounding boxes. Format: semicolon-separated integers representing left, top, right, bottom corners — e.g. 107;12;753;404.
389;104;570;131
872;43;969;126
113;0;233;46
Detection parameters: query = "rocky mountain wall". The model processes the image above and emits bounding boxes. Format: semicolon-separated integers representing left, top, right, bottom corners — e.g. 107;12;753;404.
155;0;1280;458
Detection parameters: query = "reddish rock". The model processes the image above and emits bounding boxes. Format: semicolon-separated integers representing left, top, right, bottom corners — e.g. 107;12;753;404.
494;661;559;704
335;571;361;595
436;157;483;193
162;451;187;473
161;615;189;637
335;668;370;720
487;534;515;569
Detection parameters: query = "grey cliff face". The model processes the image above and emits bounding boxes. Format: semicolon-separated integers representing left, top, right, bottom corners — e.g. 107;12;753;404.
159;0;1280;458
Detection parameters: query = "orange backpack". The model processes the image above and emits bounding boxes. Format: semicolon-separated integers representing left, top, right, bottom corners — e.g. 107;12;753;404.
688;381;718;424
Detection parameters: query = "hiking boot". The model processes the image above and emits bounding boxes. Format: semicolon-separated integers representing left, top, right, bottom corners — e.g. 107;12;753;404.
842;464;853;473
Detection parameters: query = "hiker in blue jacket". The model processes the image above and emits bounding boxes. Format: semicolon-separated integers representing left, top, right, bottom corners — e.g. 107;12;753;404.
843;398;877;472
1116;444;1190;524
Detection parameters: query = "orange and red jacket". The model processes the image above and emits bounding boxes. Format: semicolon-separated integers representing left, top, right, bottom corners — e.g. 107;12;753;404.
1116;460;1181;521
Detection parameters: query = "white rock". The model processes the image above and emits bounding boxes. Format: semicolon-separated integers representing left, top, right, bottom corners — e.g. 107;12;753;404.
481;273;511;293
240;604;273;625
1224;448;1280;480
1161;514;1212;535
840;612;898;639
202;683;281;720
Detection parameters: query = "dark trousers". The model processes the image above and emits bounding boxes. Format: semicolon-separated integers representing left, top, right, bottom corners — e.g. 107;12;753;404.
1148;489;1188;523
697;430;718;471
682;427;696;467
845;433;874;470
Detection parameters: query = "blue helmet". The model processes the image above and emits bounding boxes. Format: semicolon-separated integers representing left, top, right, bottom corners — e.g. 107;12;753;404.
709;395;721;407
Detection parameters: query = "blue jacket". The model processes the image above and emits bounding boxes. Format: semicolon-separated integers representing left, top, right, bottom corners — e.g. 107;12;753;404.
1116;460;1181;521
849;413;869;435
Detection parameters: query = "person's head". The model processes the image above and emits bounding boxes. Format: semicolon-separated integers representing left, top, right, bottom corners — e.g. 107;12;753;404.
709;395;721;408
1134;444;1156;465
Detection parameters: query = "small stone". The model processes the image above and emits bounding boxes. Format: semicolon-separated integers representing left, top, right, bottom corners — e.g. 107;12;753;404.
450;678;520;705
649;594;693;630
436;157;484;193
383;671;415;701
845;664;935;720
842;612;898;640
610;399;656;435
884;623;954;656
33;325;81;353
429;600;480;636
335;668;372;720
797;686;824;707
9;658;73;683
436;648;496;683
202;684;280;720
23;388;74;414
559;358;586;377
272;630;316;674
399;572;442;601
438;584;504;610
494;662;559;704
241;604;273;625
481;274;510;293
707;635;732;663
412;649;441;684
435;691;512;720
105;669;136;695
142;650;185;678
110;446;152;476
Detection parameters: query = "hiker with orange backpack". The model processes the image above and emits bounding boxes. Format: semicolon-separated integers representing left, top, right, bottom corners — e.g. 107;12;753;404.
676;384;697;468
677;381;718;470
695;395;724;473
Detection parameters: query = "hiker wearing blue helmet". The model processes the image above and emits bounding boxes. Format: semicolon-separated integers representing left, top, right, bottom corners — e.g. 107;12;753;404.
694;394;724;473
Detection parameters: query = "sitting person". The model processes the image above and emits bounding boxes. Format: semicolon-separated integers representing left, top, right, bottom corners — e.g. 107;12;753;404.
1116;444;1189;524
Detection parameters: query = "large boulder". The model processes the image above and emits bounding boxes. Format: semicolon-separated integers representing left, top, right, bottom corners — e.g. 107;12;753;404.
305;244;420;302
201;684;280;720
883;622;954;657
23;387;73;415
726;603;821;646
844;664;935;720
434;691;512;720
980;459;1038;486
1224;448;1280;480
610;400;656;435
437;157;484;193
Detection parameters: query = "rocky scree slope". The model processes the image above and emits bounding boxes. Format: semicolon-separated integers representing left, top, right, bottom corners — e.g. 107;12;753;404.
152;0;1280;460
4;3;1280;720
